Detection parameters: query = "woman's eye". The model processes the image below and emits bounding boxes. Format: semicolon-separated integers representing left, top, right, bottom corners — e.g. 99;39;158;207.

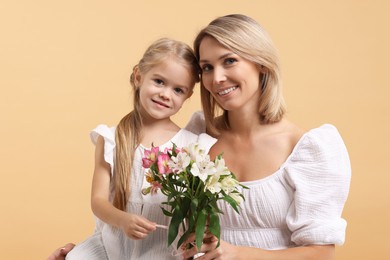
201;64;212;72
225;58;237;65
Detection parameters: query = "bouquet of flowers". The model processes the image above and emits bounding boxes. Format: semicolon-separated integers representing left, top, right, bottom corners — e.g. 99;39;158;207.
142;142;247;251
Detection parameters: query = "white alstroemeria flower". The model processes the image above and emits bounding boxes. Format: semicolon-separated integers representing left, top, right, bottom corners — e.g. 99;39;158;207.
214;158;231;176
190;154;216;183
221;175;239;194
185;143;206;161
229;192;243;205
168;151;191;173
205;174;222;194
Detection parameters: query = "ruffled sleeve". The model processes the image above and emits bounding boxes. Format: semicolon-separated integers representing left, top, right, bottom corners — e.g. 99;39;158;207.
183;111;217;154
197;133;217;154
90;124;116;176
285;124;351;246
184;111;206;135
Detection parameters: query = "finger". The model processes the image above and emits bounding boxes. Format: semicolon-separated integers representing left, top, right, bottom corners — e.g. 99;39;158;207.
203;233;217;243
47;243;75;260
47;249;60;260
184;238;220;259
61;243;76;253
133;216;156;231
130;230;149;240
133;224;155;234
141;220;157;231
202;245;223;260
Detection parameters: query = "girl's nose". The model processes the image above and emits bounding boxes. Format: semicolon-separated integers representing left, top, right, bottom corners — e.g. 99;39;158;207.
159;88;171;100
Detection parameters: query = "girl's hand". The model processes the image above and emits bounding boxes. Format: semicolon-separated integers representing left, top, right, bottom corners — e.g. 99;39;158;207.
182;233;239;260
119;212;156;240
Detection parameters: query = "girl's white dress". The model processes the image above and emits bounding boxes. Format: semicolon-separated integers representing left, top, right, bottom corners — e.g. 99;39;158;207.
66;125;216;260
67;111;351;259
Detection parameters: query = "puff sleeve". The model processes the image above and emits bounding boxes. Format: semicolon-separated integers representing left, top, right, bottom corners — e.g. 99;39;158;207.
184;111;206;135
285;124;351;246
90;124;116;176
184;111;217;154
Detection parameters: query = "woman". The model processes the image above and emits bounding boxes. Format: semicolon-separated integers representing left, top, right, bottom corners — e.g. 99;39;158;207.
182;14;351;260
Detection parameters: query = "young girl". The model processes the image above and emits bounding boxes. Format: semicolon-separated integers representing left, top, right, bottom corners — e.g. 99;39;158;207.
65;38;216;260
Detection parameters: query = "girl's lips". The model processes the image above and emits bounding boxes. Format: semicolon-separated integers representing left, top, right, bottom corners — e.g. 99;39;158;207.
152;99;170;108
218;86;238;96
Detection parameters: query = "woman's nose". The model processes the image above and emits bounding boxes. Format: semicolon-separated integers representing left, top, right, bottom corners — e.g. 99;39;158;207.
213;67;227;86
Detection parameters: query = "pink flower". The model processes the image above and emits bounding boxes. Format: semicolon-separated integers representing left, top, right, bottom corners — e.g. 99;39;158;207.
142;147;160;168
150;181;162;194
157;153;172;174
164;146;181;154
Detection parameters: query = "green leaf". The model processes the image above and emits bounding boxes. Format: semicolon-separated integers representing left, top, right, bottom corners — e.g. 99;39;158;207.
160;207;173;217
177;225;192;249
222;195;240;213
190;198;198;213
168;205;184;246
195;209;207;250
181;197;191;217
208;212;221;248
240;183;250;190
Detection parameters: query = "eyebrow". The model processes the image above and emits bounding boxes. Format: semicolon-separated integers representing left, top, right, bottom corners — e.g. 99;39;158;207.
199;52;236;63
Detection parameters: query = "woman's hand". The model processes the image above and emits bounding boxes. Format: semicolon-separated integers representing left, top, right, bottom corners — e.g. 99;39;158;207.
47;243;75;260
119;212;156;240
182;233;239;260
183;233;335;260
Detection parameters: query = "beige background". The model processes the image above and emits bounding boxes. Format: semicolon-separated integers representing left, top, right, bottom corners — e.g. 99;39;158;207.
1;1;389;259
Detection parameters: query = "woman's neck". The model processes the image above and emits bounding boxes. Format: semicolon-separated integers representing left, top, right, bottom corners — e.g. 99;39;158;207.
226;109;263;136
225;109;287;139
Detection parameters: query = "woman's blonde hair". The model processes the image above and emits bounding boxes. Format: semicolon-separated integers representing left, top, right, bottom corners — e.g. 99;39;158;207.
193;14;286;135
113;38;200;211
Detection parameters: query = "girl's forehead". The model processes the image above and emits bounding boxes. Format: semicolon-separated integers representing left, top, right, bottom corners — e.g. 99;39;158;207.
149;59;195;86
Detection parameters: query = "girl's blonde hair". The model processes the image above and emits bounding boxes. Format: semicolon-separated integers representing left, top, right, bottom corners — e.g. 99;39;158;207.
193;14;286;135
113;38;200;211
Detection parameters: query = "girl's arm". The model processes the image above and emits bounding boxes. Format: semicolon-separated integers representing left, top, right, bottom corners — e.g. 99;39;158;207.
91;136;156;239
183;236;334;260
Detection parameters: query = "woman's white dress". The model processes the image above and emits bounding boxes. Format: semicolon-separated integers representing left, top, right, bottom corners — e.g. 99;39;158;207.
186;111;351;249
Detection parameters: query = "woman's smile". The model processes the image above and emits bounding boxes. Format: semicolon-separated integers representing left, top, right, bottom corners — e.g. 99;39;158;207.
217;86;238;96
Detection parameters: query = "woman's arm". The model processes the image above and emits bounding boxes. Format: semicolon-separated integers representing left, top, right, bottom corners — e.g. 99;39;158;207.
183;236;334;260
91;136;156;239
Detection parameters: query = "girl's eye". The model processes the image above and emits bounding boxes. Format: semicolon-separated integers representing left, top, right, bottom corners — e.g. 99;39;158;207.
154;79;164;85
174;88;185;94
225;58;237;65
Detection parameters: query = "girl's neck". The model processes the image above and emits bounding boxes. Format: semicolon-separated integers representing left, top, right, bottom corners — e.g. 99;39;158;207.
142;116;174;128
140;117;180;148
